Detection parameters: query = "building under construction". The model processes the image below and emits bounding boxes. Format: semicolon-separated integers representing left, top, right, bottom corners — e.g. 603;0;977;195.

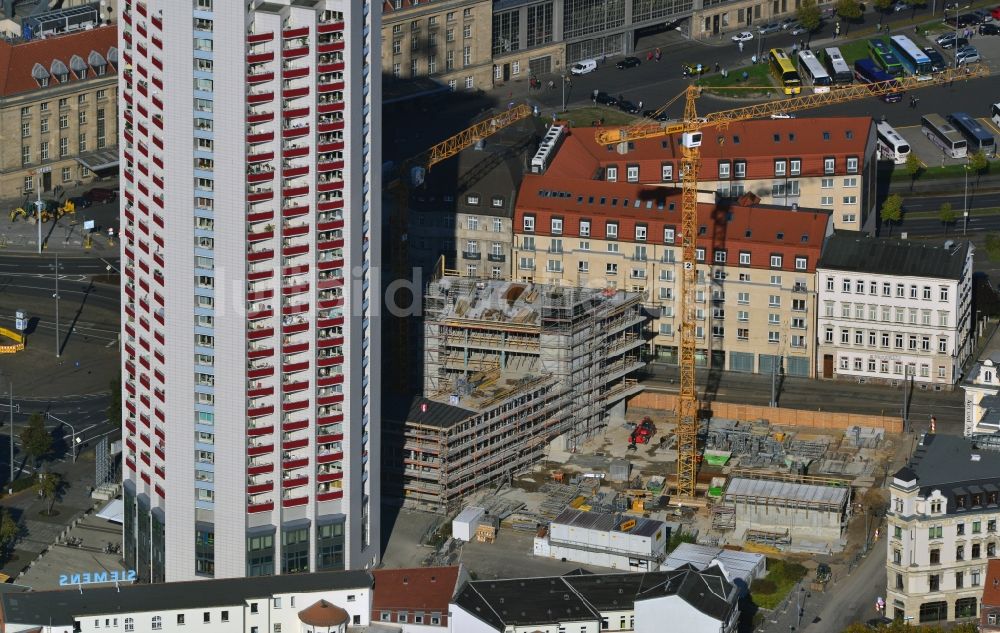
383;278;648;513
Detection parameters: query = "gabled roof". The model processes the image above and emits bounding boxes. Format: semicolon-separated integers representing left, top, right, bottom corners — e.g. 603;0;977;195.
372;566;462;611
817;232;971;280
0;25;117;97
547;118;873;181
453;567;738;631
984;559;1000;607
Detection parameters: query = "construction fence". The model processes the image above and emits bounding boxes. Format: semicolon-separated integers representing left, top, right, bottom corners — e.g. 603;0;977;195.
628;389;903;434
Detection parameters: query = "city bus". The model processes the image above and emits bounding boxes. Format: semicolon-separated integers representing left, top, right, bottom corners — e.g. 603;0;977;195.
921;113;968;158
948;111;996;156
875;120;911;164
889;35;933;77
797;49;832;93
769;48;802;94
854;58;903;103
868;38;904;76
822;47;854;84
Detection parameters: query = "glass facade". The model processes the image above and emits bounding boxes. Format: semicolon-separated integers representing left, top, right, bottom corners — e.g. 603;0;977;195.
282;527;310;574
563;0;625;39
526;3;553;47
316;520;345;570
136;497;150;583
195;526;214;576
123;486;136;571
151;512;165;583
492;10;520;55
247;532;275;577
632;0;693;22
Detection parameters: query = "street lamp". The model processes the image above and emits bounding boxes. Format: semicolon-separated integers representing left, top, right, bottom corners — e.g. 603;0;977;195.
560;73;567;113
50;255;61;358
963;161;970;235
0;376;17;490
46;413;78;463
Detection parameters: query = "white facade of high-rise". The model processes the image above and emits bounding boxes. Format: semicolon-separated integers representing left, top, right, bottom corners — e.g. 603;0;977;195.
118;0;379;582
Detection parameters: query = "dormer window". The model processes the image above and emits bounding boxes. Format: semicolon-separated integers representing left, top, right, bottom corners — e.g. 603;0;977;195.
931;500;942;513
50;59;70;84
31;63;50;88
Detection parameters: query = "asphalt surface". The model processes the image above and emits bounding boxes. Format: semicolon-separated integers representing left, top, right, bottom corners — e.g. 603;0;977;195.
0;254;119;276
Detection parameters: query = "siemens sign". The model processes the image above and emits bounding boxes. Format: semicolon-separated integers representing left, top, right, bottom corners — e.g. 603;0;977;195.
59;569;136;586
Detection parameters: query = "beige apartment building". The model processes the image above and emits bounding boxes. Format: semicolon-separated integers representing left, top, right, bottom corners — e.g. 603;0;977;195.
693;0;838;38
0;24;119;199
512;180;832;378
381;0;494;92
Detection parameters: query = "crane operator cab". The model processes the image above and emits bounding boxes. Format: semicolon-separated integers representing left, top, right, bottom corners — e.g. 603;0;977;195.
681;131;702;148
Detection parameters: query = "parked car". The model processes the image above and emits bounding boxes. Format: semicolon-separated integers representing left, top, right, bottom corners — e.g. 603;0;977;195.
68;196;91;209
616;56;641;69
617;100;641;114
779;17;797;29
980;22;1000;34
570;59;597;75
592;91;618;106
789;23;810;35
956;46;981;63
936;32;969;48
992;5;1000;19
642;110;672;122
757;22;782;35
891;1;908;11
922;46;946;71
83;187;117;203
973;8;993;22
731;30;755;42
945;13;978;27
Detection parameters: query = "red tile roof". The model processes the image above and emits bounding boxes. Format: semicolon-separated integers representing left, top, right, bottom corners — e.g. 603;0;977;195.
984;559;1000;606
0;25;117;97
514;174;831;273
548;118;874;182
372;566;461;611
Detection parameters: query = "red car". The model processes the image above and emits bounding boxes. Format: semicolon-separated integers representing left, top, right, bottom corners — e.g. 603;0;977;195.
991;5;1000;19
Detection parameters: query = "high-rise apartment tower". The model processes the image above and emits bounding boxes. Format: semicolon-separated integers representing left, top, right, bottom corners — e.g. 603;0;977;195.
118;0;380;582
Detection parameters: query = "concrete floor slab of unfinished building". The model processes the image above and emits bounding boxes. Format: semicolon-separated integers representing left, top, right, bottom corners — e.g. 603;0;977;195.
17;514;126;590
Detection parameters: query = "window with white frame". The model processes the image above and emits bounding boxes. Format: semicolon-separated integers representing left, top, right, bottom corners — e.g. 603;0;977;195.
607;166;618;182
824;157;835;174
714;250;727;263
846;156;858;173
662;163;673;181
635;225;647;241
695;248;705;261
794;256;807;270
842;195;857;205
790;159;801;175
579;220;590;236
551;218;563;234
523;216;534;232
774;159;786;176
664;227;675;243
578;261;589;272
821;177;833;188
606;222;618;238
739;251;751;265
606;262;618;274
770;255;782;268
718;161;730;178
734;160;746;178
626;165;639;182
843;177;857;187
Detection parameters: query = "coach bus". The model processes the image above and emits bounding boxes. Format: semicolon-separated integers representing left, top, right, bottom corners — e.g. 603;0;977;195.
868;38;904;76
822;47;854;84
889;35;933;77
875;120;911;164
797;50;832;93
948;111;996;157
921;113;968;158
854;58;903;103
769;48;802;95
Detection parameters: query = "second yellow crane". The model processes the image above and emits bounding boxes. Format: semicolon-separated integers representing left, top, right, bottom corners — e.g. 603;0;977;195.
596;65;989;500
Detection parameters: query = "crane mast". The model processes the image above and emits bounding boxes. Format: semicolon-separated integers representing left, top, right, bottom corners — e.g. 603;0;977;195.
595;66;989;500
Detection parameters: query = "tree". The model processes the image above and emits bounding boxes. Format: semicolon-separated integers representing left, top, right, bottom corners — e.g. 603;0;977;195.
905;0;927;17
881;194;903;235
905;153;922;190
37;471;62;516
873;0;892;12
668;530;696;553
0;509;17;555
939;202;957;232
19;413;52;468
797;0;822;34
836;0;862;31
986;233;1000;262
107;375;122;429
862;487;889;549
969;149;990;186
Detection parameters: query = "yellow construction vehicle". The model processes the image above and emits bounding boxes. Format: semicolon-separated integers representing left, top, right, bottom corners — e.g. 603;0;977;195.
9;207;26;222
385;104;534;394
595;66;990;501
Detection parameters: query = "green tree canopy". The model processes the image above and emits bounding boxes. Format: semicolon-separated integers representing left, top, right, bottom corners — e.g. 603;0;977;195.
881;194;903;234
905;153;922;189
939;202;957;228
0;509;18;555
19;413;51;467
836;0;862;20
797;0;822;31
37;471;62;516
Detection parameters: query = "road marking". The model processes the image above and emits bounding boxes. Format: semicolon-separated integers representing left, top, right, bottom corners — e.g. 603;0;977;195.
982;116;1000;137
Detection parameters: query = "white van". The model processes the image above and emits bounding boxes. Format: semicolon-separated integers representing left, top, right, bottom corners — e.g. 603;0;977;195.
570;59;597;75
992;102;1000;128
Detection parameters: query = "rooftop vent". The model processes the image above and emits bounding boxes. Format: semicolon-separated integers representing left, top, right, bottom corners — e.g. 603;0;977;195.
530;125;566;174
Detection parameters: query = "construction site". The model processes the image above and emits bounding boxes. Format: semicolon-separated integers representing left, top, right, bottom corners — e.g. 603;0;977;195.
381;277;648;514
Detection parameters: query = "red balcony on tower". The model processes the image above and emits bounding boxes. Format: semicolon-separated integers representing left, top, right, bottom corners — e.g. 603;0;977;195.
247;501;274;513
248;326;274;341
248;365;275;379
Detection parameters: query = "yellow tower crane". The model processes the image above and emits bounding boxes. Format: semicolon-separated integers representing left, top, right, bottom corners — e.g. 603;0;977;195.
595;65;989;500
386;103;534;394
